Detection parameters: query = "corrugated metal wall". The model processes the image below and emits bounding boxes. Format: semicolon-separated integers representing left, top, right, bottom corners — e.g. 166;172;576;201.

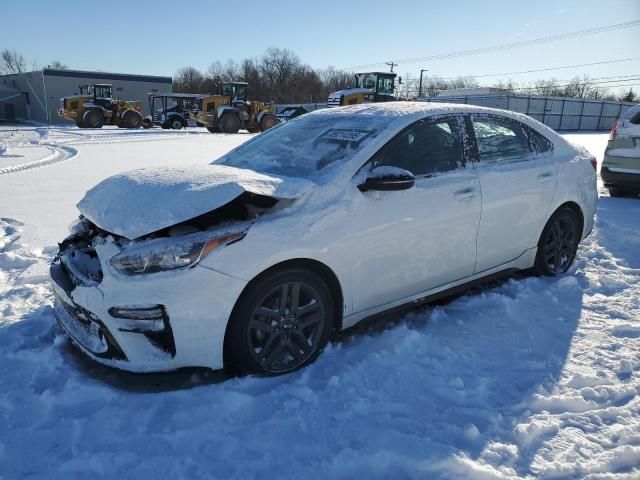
417;94;637;131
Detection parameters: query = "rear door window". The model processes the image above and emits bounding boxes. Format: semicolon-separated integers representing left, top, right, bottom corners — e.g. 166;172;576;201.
471;115;552;162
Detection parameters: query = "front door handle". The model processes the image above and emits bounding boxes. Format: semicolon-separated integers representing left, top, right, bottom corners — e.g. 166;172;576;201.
537;172;554;183
453;188;477;201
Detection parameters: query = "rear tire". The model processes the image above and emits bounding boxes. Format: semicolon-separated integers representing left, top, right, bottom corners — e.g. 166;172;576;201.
206;126;218;133
123;110;142;129
218;113;241;134
260;113;277;132
225;268;335;375
533;207;581;276
83;109;104;128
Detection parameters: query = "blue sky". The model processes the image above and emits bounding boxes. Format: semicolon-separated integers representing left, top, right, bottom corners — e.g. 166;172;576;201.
2;0;639;92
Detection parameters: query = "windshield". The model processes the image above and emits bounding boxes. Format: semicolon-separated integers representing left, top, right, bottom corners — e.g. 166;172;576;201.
217;110;386;180
377;76;395;95
356;73;376;90
94;85;111;98
223;83;248;99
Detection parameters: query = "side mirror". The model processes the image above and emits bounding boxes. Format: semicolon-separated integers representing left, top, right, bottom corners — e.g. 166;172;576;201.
359;166;415;192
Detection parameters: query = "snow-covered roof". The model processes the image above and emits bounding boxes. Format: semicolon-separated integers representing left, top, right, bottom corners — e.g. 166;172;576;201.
329;87;372;98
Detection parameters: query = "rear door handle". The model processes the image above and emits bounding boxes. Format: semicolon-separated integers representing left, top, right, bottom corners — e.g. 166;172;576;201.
453;188;477;201
537;172;554;183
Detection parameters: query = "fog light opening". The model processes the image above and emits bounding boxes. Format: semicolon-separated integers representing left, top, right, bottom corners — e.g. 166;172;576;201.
108;305;166;320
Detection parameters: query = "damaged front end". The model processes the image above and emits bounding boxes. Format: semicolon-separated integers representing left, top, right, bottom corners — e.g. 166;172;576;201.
51;218;129;361
51;191;281;367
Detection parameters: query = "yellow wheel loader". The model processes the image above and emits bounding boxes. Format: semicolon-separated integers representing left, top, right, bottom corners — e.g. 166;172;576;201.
192;82;277;134
58;84;143;129
327;72;397;107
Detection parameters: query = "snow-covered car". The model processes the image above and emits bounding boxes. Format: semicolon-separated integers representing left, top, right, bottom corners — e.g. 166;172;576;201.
601;104;640;197
50;102;598;375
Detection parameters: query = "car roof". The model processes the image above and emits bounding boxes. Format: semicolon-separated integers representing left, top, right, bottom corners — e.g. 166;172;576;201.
311;101;560;139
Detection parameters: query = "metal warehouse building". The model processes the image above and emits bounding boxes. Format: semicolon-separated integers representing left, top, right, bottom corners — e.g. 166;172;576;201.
0;69;172;124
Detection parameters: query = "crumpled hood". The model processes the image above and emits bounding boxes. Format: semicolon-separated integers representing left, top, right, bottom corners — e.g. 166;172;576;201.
77;164;315;239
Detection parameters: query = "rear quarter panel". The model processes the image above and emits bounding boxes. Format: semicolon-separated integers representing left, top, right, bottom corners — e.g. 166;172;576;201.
550;140;598;240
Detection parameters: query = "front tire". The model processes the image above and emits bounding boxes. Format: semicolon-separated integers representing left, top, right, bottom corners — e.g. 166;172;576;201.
82;109;104;128
225;268;335;375
218;113;241;134
533;207;581;276
123;110;142;129
260;113;277;132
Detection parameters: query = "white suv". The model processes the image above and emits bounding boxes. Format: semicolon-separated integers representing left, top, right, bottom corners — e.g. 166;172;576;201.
602;104;640;197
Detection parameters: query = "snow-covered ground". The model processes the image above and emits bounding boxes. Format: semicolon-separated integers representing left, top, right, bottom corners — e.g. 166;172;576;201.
1;126;639;479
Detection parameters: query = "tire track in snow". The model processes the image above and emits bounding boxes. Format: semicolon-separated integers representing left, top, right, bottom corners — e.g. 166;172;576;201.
0;144;78;175
0;128;79;175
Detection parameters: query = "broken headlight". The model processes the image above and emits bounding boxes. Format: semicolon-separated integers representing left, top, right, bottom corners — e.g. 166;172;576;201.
110;230;246;276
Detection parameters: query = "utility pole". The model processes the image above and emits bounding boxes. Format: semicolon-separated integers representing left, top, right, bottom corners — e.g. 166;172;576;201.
386;61;398;73
418;69;428;98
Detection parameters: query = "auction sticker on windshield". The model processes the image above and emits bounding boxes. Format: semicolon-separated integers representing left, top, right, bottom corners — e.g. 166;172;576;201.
321;129;374;144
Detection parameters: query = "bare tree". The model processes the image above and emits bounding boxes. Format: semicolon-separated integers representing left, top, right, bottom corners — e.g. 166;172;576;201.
173;67;205;93
260;47;302;103
318;67;352;98
0;49;26;74
419;75;476;96
448;76;479;90
493;79;516;92
49;60;68;69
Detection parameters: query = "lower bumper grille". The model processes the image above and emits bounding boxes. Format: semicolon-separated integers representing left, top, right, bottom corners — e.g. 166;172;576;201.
54;294;127;360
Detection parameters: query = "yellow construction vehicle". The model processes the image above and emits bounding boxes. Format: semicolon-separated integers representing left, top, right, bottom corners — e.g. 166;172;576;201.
327;72;398;107
58;84;143;128
192;82;277;133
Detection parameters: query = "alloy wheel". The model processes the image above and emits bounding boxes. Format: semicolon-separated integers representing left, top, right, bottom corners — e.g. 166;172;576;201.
541;215;577;273
247;281;325;373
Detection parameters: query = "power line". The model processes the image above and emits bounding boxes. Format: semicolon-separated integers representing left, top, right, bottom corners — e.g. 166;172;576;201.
436;57;640;80
342;20;640;71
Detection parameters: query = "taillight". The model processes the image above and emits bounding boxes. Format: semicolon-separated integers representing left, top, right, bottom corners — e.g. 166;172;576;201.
590;159;597;171
609;120;619;141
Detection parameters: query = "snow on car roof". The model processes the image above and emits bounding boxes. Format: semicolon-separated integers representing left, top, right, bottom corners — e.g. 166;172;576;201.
217;102;565;183
312;101;562;138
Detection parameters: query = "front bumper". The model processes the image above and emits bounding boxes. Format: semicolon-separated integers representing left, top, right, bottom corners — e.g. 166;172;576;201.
50;257;248;373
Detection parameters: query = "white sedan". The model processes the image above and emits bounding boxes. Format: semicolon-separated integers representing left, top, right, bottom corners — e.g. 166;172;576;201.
50;102;598;375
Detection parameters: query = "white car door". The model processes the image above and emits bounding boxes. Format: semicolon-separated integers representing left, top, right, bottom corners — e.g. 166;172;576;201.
471;114;556;273
345;115;482;313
